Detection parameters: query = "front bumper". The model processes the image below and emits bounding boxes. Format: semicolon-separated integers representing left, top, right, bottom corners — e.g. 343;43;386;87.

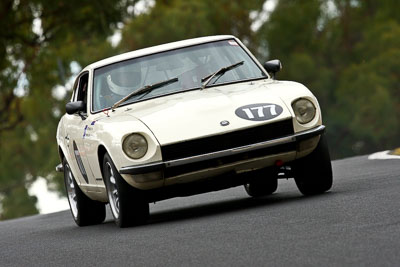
120;125;325;175
55;163;63;172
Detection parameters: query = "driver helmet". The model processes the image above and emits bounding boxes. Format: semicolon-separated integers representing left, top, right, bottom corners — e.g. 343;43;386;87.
106;62;141;96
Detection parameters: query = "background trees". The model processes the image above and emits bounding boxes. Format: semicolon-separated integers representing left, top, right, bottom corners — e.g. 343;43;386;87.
0;0;138;219
1;0;399;219
257;0;400;158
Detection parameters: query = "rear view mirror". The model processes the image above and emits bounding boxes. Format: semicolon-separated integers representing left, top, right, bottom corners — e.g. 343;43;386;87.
66;101;86;115
263;59;282;79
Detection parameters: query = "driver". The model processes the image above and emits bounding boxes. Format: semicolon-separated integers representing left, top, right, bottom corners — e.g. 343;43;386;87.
102;63;142;108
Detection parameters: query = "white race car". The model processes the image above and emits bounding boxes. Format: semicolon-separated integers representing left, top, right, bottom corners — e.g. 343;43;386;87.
56;35;332;227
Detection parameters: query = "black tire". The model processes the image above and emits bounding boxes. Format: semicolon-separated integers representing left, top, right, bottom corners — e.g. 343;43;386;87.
244;169;278;197
103;153;149;228
63;158;106;226
292;134;333;195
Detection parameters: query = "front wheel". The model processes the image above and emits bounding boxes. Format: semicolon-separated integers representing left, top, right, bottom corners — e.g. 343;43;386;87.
63;158;106;226
292;134;333;195
103;153;149;228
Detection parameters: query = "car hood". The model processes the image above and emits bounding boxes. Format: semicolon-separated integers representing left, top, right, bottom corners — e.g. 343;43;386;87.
122;80;295;145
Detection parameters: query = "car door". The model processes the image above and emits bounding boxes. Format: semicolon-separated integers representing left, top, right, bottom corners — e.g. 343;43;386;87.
64;72;97;188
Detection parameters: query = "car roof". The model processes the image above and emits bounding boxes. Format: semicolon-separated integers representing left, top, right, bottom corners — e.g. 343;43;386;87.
84;35;236;71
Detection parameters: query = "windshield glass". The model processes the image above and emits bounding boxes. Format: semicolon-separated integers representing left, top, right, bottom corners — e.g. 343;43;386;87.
92;39;266;112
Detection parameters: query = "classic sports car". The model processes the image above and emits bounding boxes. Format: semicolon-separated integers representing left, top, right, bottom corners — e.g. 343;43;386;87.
56;35;332;227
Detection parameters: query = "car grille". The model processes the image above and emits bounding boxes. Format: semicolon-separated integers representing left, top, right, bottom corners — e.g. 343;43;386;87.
161;119;294;162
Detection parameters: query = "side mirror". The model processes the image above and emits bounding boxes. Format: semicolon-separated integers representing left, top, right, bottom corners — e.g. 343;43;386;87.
263;59;282;79
66;101;86;115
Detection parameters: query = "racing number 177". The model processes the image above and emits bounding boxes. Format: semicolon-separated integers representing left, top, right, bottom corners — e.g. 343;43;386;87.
242;105;277;119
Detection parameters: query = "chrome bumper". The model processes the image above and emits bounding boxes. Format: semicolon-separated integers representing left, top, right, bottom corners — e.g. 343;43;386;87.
120;125;325;175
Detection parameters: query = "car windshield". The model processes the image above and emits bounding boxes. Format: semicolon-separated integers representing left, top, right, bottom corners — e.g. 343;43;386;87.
92;39;266;112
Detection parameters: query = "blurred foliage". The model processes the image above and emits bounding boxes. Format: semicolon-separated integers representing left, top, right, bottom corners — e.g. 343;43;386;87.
119;0;264;52
0;0;138;220
258;0;400;158
0;0;399;220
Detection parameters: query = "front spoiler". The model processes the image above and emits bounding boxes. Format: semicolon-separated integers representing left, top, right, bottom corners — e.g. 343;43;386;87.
120;125;325;175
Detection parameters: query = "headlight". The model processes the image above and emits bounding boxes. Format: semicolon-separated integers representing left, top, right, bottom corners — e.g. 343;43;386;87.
122;133;148;159
292;98;316;124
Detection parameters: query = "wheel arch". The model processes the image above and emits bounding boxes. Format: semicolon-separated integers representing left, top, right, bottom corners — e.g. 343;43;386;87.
58;146;65;162
97;144;108;179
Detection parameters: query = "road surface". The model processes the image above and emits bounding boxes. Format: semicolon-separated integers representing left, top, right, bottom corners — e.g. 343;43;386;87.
1;155;399;266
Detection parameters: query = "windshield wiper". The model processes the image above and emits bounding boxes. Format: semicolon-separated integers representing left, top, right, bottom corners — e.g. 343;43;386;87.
111;77;178;110
201;61;244;89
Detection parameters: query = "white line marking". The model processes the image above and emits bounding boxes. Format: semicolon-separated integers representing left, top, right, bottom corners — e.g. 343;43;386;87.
368;150;400;160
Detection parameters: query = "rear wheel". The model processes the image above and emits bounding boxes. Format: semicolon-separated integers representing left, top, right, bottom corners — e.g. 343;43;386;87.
103;153;149;228
292;134;333;195
63;158;106;226
244;168;278;197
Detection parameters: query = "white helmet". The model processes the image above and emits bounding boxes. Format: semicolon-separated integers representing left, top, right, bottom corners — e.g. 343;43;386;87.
106;66;141;96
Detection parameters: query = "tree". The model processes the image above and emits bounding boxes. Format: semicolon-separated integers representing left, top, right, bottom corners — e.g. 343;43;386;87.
119;0;265;52
0;0;138;220
257;0;400;158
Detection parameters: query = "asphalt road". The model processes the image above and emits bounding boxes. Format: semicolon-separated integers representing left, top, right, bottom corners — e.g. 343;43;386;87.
1;155;400;266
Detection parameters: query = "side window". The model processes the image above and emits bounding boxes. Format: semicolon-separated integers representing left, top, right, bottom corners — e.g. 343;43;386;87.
72;72;89;113
77;73;89;105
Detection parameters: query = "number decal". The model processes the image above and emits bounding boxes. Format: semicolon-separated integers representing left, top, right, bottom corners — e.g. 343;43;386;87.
235;103;283;121
242;108;255;119
264;104;277;116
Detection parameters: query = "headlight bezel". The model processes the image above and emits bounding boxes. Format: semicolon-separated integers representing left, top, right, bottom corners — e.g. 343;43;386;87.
122;133;148;159
292;98;316;124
